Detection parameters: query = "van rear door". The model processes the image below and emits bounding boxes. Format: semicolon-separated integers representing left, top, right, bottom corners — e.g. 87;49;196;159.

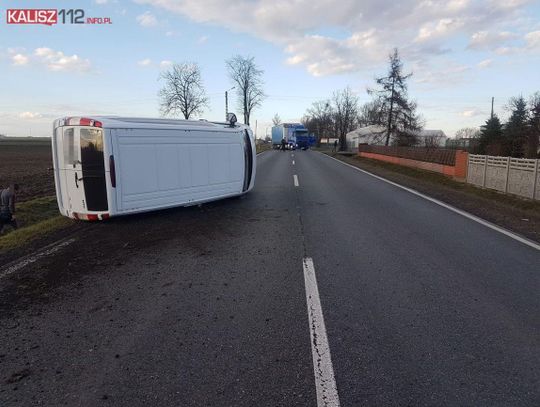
58;126;107;217
61;127;87;215
79;128;107;212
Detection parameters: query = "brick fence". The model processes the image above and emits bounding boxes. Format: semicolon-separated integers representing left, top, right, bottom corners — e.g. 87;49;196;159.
357;145;468;179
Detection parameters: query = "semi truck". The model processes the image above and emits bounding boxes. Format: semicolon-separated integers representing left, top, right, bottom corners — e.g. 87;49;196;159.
271;123;314;150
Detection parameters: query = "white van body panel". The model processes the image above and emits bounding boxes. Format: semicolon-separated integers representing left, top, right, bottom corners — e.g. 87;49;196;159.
52;117;256;220
111;128;246;213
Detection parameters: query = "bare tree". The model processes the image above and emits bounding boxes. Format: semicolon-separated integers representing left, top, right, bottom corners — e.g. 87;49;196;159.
420;131;446;148
358;98;386;127
226;55;265;126
272;113;282;126
333;87;358;150
455;127;481;139
304;100;333;146
159;62;209;120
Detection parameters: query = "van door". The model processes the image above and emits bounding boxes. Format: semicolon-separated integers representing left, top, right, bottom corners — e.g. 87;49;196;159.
79;128;107;211
60;127;107;216
61;127;87;215
53;126;69;215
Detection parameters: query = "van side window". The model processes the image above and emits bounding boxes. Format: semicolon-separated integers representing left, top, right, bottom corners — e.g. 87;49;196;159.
63;128;76;166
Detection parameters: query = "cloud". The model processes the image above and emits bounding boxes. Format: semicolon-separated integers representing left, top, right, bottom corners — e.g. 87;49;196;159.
6;47;91;72
34;48;91;72
488;0;532;10
137;59;173;69
95;0;108;4
134;0;536;77
11;54;29;66
138;58;153;66
414;63;471;85
136;11;158;27
285;29;388;76
197;35;209;44
445;0;469;12
494;46;517;55
477;59;492;68
415;18;465;42
460;108;485;117
468;31;519;50
18;112;43;119
525;30;540;49
159;60;173;68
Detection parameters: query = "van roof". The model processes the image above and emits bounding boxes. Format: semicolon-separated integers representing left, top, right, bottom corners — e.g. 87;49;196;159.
54;116;247;132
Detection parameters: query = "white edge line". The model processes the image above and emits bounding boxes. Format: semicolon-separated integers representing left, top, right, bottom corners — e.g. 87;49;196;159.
0;237;76;279
322;153;540;251
294;174;300;187
303;257;340;407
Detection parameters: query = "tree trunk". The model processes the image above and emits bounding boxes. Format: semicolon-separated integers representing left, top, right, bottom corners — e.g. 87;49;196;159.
385;78;395;146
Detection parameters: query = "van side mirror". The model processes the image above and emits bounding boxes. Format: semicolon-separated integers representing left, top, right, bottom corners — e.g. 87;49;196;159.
226;113;237;127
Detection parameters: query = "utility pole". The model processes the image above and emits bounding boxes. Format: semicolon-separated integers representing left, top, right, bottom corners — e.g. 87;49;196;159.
491;97;494;119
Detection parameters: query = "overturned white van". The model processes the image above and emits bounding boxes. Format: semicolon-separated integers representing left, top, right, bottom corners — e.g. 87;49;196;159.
51;116;256;220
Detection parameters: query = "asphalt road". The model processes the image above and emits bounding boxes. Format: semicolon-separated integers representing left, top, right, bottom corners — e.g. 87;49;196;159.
0;149;539;406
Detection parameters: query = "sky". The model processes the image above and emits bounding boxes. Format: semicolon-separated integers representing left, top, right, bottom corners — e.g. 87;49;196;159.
1;0;540;139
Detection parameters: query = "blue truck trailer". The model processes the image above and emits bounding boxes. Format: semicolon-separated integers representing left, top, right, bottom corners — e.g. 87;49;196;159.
271;126;285;149
271;123;314;150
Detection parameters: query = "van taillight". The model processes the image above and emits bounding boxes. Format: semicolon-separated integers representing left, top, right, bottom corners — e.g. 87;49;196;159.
109;155;116;188
65;117;102;127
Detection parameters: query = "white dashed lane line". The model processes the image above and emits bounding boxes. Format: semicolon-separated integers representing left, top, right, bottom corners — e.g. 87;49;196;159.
303;257;341;407
294;174;299;187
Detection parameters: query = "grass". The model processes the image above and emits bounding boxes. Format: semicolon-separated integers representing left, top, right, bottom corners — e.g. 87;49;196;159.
0;137;50;146
0;196;71;252
256;143;272;154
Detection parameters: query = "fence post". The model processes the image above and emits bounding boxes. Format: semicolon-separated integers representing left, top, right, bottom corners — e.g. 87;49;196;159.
504;157;510;193
466;153;471;183
482;156;488;187
532;159;539;200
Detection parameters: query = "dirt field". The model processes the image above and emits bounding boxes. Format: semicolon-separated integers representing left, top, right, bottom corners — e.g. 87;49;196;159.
0;138;55;202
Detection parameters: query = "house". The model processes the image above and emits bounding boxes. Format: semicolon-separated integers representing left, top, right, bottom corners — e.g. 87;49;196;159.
345;125;387;150
346;126;447;150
